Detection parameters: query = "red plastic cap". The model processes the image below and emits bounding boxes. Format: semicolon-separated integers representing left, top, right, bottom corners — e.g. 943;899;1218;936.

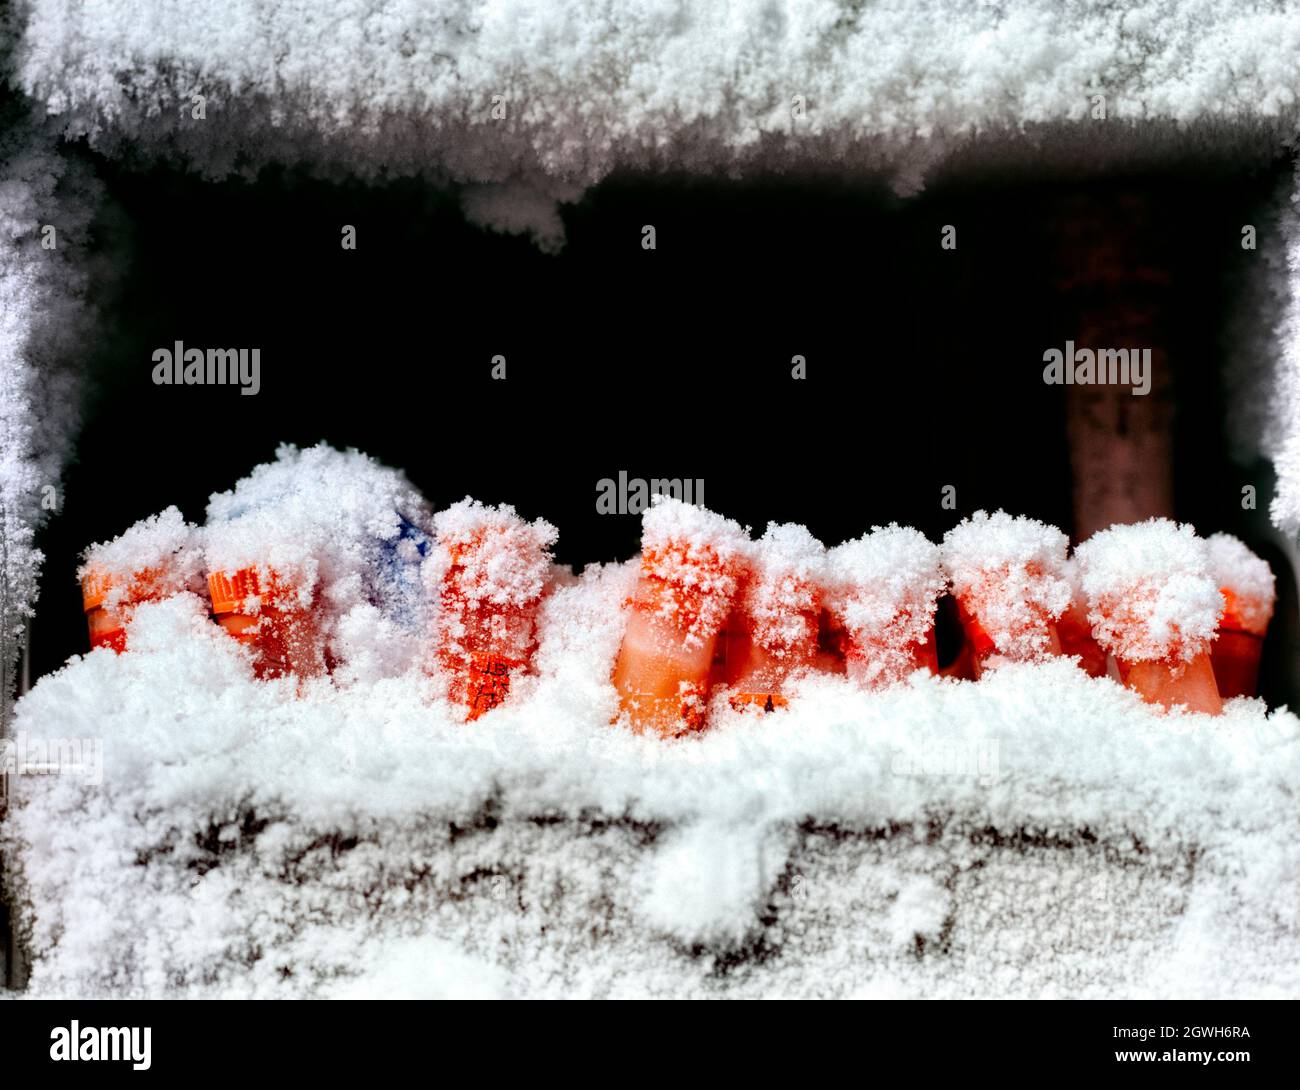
208;568;263;615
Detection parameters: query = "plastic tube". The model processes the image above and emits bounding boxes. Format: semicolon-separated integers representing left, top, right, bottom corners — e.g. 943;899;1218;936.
429;500;557;721
1075;519;1224;715
611;500;747;736
826;526;945;690
942;512;1070;678
80;568;164;653
78;507;199;653
208;566;324;680
1206;534;1275;700
1057;558;1108;678
725;524;825;712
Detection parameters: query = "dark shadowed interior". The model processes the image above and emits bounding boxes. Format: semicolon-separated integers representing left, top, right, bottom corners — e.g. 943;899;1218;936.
28;147;1298;704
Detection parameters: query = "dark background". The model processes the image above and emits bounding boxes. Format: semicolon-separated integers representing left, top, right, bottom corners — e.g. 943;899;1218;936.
29;147;1297;700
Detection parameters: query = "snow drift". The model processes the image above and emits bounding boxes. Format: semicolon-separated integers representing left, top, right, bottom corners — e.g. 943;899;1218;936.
5;582;1299;997
3;448;1299;998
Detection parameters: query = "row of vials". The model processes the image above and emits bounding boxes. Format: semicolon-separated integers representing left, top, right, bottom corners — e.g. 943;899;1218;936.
77;497;1274;732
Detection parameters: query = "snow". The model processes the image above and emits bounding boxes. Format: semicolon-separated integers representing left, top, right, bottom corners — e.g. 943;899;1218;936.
205;443;430;577
329;935;508;1000
203;444;434;678
5;588;1298;997
1075;518;1223;663
942;511;1070;662
79;506;205;613
3;455;1299;997
428;499;558;613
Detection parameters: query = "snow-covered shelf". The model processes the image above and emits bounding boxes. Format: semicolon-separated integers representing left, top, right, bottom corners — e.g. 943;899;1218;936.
4;567;1299;997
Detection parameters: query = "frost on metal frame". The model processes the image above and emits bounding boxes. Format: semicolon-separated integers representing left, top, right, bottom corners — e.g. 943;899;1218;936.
12;1;1300;247
0;118;108;727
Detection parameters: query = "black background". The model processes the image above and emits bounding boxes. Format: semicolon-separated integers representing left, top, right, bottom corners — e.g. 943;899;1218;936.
0;997;1290;1074
31;146;1297;700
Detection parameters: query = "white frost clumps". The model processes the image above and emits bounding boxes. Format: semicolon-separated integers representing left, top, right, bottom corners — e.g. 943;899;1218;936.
203;442;431;602
77;506;205;602
427;499;558;611
204;443;434;675
15;1;1300;249
1206;532;1276;635
942;511;1070;661
205;443;429;571
826;526;944;683
637;822;786;948
329;936;508;1000
1075;519;1224;663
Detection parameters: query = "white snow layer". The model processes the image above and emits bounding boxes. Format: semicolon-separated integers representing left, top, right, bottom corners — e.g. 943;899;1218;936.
9;1;1300;247
1262;170;1300;536
4;491;1299;996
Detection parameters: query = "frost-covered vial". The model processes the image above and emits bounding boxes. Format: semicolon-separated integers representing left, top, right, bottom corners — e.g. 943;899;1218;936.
611;499;747;735
826;526;944;689
78;507;201;653
942;511;1070;678
1075;519;1224;715
427;500;557;721
207;564;324;680
724;524;825;711
1206;533;1275;701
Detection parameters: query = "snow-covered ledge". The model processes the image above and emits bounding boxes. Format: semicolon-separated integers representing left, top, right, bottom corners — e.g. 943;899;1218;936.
3;582;1299;998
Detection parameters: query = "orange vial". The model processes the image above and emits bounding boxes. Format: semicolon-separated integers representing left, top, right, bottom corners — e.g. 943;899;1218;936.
942;511;1070;678
78;507;199;652
1206;533;1275;700
1075;519;1224;715
725;524;825;712
1109;652;1222;714
429;500;557;721
208;566;324;680
826;526;945;690
1056;558;1108;678
611;499;747;736
80;568;165;653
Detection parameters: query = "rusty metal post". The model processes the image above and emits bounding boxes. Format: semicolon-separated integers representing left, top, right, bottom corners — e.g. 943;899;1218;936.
1053;192;1177;541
